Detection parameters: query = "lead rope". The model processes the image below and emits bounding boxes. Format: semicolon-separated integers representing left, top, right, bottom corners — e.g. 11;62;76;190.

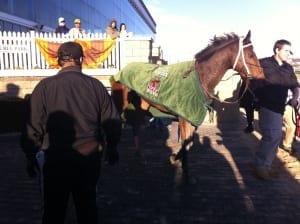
292;103;300;127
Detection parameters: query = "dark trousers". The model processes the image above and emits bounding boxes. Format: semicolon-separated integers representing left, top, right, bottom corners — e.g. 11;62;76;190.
42;149;101;224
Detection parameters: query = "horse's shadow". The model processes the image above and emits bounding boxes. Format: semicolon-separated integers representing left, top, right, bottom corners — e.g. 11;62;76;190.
159;125;256;221
99;107;300;223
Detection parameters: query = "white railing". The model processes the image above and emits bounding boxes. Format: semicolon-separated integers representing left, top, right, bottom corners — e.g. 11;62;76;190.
0;31;121;71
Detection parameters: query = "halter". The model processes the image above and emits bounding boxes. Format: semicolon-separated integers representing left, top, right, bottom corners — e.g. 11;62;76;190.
232;37;253;78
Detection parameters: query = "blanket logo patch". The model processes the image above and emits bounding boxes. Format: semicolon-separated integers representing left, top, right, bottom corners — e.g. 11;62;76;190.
146;67;169;97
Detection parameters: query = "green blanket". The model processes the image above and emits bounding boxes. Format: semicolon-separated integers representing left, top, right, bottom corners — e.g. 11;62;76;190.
113;61;208;126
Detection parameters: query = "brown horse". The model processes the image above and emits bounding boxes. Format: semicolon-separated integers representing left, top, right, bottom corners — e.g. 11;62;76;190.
111;30;264;175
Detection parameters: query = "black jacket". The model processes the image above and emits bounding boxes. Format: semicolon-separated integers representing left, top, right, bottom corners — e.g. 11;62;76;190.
55;25;69;34
21;66;121;160
253;56;299;114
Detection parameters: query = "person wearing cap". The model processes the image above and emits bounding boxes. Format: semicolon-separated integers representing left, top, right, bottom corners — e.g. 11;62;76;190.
105;18;120;39
55;17;69;34
68;18;86;37
21;41;122;224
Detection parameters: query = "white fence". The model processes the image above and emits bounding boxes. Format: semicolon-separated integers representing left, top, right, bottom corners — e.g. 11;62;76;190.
0;31;121;71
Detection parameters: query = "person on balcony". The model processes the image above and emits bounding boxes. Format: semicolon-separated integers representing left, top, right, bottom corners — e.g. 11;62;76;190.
55;17;69;35
119;22;129;38
68;18;86;37
105;18;119;39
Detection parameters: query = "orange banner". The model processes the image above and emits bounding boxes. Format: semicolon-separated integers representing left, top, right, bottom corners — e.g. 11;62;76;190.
35;38;116;68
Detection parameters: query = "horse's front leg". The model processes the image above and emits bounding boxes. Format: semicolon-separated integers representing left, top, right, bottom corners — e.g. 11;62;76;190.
179;119;196;151
169;119;195;167
178;119;196;171
168;119;197;185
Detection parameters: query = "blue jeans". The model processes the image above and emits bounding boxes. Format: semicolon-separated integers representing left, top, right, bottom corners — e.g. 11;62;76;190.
255;107;283;170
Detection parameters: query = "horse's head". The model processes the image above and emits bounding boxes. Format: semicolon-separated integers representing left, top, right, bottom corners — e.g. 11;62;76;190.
232;30;264;80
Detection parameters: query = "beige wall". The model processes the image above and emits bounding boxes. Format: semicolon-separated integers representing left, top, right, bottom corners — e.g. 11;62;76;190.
0;75;114;98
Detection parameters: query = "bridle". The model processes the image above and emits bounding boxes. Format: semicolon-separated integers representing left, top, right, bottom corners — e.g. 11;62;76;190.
232;37;253;79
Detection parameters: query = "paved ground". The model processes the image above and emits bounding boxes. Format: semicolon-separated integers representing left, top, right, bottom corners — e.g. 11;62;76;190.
1;116;300;224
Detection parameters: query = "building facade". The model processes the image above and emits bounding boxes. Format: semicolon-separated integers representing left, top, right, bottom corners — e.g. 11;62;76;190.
0;0;156;38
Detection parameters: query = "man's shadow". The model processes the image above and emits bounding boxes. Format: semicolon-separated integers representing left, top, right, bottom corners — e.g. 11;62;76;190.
0;83;25;133
46;111;76;149
0;83;21;98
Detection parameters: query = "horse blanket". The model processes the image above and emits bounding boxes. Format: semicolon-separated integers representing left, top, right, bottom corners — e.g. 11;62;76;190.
113;61;208;126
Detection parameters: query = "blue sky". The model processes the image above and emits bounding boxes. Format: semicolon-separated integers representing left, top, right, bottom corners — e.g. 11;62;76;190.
143;0;300;64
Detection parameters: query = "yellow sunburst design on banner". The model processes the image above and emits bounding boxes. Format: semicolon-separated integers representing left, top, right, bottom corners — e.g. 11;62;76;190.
35;38;116;68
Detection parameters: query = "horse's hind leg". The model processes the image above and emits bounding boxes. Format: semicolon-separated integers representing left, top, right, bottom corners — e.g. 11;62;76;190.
177;120;196;172
166;119;181;152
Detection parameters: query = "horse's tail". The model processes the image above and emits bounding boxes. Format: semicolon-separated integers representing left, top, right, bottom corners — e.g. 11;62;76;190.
111;81;124;114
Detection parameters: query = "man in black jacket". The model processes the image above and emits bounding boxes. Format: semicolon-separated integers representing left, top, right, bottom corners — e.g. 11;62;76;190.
21;41;122;224
253;39;299;180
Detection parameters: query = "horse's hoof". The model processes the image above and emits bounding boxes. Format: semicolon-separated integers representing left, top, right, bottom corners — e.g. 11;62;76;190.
169;154;182;167
169;154;176;165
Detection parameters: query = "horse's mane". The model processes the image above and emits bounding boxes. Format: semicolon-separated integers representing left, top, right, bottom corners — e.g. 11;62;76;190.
195;32;239;62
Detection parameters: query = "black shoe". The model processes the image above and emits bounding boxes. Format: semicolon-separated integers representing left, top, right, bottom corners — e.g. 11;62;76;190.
244;125;254;133
254;167;271;180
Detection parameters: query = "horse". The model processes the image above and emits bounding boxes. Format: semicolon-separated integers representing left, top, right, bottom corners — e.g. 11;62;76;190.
111;30;264;177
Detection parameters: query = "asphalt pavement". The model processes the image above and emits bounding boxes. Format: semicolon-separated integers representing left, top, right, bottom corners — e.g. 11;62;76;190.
1;117;300;224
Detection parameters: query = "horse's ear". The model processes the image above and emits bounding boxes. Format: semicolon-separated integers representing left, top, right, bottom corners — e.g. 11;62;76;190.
244;30;251;42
